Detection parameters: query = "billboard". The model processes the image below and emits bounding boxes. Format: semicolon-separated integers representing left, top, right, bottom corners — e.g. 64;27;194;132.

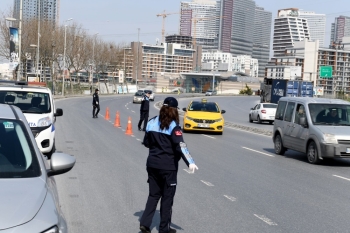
9;27;19;70
278;9;299;18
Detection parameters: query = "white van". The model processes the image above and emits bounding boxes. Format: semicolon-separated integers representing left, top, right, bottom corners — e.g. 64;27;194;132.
0;81;62;158
273;97;350;164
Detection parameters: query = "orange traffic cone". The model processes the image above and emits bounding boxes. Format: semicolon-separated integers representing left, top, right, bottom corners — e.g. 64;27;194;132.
105;107;110;120
125;116;133;135
114;111;121;127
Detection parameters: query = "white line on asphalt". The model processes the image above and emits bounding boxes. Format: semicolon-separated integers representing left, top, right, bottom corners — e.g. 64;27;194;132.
131;135;135;137
122;129;125;131
333;175;350;181
254;214;278;226
125;105;127;107
136;138;142;141
224;195;236;201
131;110;135;113
227;127;271;137
201;180;214;186
203;134;215;139
242;147;275;157
183;169;191;174
126;108;129;110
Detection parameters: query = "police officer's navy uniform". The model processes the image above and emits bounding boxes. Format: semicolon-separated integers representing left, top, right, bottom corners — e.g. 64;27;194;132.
140;114;195;233
92;89;100;118
138;93;150;131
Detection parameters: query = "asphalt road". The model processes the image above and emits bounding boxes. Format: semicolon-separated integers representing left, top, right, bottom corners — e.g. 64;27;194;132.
54;94;350;233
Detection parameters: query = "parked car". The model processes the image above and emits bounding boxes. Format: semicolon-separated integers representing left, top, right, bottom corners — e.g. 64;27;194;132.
0;103;75;232
0;81;63;159
273;97;350;164
133;91;144;103
205;90;217;96
249;103;277;124
144;90;155;101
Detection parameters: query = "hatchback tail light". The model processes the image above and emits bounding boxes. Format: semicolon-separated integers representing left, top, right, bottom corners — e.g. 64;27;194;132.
261;110;266;114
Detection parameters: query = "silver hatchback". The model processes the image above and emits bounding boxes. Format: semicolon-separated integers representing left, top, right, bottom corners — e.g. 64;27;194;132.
0;104;75;232
273;97;350;164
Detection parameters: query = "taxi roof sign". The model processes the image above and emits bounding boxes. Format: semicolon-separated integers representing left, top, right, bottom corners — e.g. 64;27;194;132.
201;98;207;103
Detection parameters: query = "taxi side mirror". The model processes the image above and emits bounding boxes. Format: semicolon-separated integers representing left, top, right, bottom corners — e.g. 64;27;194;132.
221;110;226;114
182;108;187;112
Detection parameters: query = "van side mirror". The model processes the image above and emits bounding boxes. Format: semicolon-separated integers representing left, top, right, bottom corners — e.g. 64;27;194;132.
299;117;308;128
182;108;187;112
55;108;63;117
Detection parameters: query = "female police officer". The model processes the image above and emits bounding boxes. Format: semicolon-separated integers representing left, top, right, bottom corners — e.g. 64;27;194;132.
140;97;198;233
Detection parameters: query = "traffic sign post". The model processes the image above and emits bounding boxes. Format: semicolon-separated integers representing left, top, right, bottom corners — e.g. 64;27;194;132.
320;66;332;78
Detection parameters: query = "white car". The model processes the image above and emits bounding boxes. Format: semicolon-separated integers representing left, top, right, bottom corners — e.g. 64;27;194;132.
249;103;277;124
0;81;63;158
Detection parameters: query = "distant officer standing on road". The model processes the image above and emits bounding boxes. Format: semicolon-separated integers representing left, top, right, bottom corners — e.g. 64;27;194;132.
92;88;100;118
139;97;198;233
138;91;151;131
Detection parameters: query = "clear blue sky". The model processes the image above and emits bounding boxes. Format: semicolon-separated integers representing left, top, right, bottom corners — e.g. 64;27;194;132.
1;0;350;47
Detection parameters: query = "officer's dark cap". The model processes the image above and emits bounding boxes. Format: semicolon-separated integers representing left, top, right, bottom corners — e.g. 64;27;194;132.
95;88;99;92
163;97;178;109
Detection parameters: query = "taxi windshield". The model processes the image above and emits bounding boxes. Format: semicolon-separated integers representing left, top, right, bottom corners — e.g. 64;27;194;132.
0;120;41;178
309;103;350;126
188;102;220;113
0;91;51;114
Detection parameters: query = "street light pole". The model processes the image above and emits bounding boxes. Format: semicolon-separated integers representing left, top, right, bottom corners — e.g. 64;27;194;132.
62;18;73;97
91;33;98;92
36;0;40;82
17;0;22;81
136;28;140;90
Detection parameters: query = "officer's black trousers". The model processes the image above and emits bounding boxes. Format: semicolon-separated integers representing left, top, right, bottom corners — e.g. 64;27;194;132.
140;167;177;233
93;104;100;117
138;111;149;130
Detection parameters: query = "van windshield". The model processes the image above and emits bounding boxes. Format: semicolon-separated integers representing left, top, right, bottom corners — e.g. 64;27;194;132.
0;91;51;114
309;104;350;125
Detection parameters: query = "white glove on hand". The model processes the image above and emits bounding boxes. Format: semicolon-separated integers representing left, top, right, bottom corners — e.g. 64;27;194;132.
189;164;198;174
96;101;98;104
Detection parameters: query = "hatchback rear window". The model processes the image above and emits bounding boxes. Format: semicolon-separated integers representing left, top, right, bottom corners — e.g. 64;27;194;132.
263;104;277;108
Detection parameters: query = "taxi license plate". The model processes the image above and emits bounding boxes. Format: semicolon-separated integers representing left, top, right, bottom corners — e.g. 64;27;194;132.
347;148;350;154
197;123;209;128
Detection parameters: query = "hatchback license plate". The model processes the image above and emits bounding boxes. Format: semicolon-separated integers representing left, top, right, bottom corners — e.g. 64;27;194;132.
347;148;350;153
198;123;209;128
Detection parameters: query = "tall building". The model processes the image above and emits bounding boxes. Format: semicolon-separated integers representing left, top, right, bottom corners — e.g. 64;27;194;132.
331;15;350;44
299;10;326;47
253;6;272;77
218;0;256;56
273;8;310;57
13;0;60;25
180;0;220;50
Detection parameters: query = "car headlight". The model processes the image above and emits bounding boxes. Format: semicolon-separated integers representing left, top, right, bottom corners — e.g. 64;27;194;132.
214;118;223;122
186;116;194;121
323;134;338;144
43;226;58;233
37;116;52;127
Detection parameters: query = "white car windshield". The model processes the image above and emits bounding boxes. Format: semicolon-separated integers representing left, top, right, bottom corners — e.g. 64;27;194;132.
0;120;41;178
0;91;51;114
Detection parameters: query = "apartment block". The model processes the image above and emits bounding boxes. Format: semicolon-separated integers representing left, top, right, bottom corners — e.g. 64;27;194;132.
331;15;350;44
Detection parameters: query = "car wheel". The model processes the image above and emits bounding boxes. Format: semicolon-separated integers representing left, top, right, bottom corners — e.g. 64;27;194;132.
307;141;320;164
257;115;262;124
249;114;253;123
274;134;286;155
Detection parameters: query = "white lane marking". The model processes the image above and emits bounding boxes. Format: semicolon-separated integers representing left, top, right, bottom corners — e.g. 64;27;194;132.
126;108;129;110
224;195;236;201
242;147;275;157
122;129;125;131
333;175;350;181
201;180;214;186
183;169;191;174
125;105;127;107
131;135;135;137
203;134;215;139
136;138;142;141
254;214;278;226
131;110;135;113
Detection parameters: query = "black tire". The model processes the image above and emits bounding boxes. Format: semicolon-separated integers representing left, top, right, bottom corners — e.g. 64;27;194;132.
249;114;253;123
257;115;262;124
307;141;320;164
274;134;286;155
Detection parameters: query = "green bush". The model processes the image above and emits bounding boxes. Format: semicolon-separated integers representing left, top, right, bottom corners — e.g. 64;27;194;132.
239;84;253;95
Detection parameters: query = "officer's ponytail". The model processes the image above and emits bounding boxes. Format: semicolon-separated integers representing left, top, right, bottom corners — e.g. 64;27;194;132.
159;106;179;130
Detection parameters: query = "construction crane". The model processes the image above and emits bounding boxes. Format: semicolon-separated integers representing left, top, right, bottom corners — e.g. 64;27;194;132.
157;10;180;43
192;16;225;47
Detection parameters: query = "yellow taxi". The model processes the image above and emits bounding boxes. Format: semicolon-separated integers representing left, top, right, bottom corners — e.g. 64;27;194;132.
182;98;226;134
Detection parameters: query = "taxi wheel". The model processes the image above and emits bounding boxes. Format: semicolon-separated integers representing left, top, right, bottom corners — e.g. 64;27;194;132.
249;114;253;123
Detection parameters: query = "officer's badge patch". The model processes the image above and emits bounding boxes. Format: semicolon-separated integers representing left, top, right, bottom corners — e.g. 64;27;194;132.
175;130;182;136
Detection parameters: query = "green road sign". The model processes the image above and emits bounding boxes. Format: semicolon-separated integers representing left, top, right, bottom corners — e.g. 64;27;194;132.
320;66;332;78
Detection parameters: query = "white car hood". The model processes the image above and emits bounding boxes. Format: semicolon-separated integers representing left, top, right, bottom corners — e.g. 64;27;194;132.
0;178;47;230
24;113;51;128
